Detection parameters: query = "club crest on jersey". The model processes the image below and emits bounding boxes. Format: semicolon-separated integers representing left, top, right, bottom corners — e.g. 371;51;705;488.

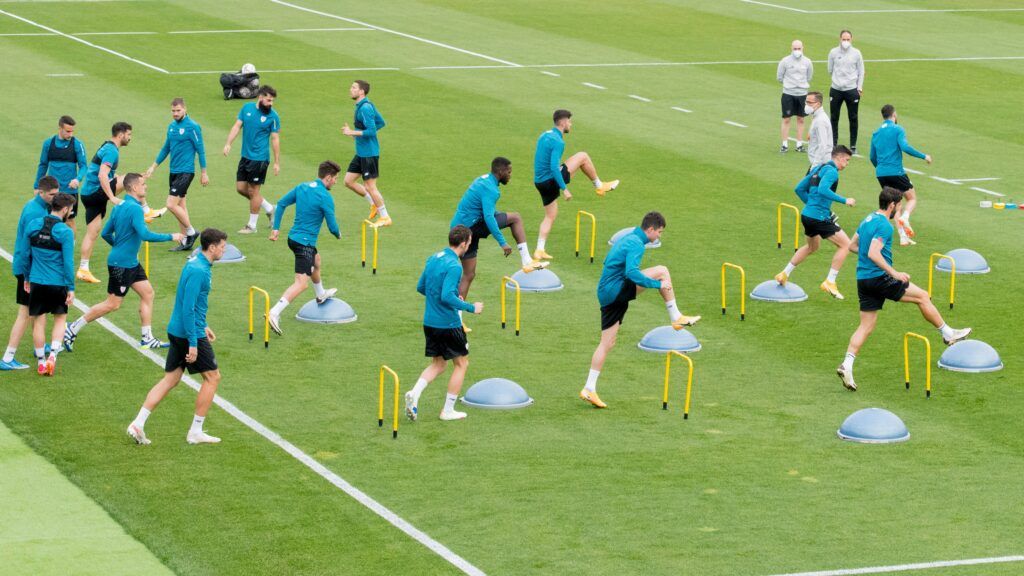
119;286;127;294
260;116;267;123
179;128;185;135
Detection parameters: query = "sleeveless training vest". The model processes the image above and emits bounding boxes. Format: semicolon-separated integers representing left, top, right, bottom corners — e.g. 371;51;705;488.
47;136;78;164
29;217;62;251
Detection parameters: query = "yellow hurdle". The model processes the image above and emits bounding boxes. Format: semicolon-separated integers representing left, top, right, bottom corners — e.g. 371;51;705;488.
360;219;380;274
378;365;400;438
143;241;150;277
928;252;956;310
777;202;800;252
575;210;597;263
501;275;521;336
248;286;270;348
662;351;696;419
903;332;932;398
720;262;746;321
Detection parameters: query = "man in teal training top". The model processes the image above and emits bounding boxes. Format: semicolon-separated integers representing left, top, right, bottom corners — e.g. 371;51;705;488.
223;86;280;234
34;115;87;233
869;104;932;246
342;80;392;227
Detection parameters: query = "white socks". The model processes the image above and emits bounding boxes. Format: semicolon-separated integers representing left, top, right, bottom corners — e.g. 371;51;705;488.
782;140;789;147
842;353;855;371
261;199;273;214
69;317;88;334
49;340;60;355
34;347;45;360
79;259;89;271
517;243;531;266
378;205;390;219
585;369;600;392
536;238;546;251
133;407;151;430
185;226;196;236
190;415;205;435
3;347;16;363
826;268;839;283
442;393;458;414
592;178;602;188
666;299;683;322
312;281;326;298
938;323;954;339
411;378;429;402
784;262;796;276
247;213;259;228
797;140;804;147
270;297;290;317
141;325;153;340
364;193;375;205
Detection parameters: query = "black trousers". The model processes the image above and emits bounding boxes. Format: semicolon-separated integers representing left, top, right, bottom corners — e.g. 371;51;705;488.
829;87;861;148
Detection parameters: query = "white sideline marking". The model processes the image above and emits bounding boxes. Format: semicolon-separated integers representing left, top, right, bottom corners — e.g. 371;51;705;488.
971;187;1006;197
540;71;560;77
724;120;748;128
72;31;157;36
629;94;652;102
582;82;606;90
930;176;962;185
3;28;373;36
0;9;168;73
46;73;84;77
741;0;1024;13
169;29;273;34
170;67;399;75
740;0;806;12
949;177;999;183
269;0;520;67
764;555;1024;576
282;27;373;32
671;106;692;113
0;248;486;576
904;168;926;175
0;32;56;36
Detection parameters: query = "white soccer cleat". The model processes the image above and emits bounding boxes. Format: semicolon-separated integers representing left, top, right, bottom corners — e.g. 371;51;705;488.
836;364;857;391
237;225;257;235
186;431;221;445
405;391;418;422
267;313;282;335
316;288;338;305
127;424;151;445
943;327;972;346
439;409;467;421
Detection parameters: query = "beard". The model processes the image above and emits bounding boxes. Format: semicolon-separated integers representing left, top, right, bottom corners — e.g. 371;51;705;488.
258;102;272;114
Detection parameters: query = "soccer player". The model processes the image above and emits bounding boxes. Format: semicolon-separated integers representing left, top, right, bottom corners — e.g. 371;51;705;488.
127;228;228;446
223;85;280;234
777;40;813;153
77;122;132;284
33;115;87;232
403;225;482;422
581;212;700;408
837;187;970;391
341;80;392;227
266;161;343;335
805;92;833;170
16;193;76;376
775;146;857;299
144;97;208;252
869;104;932;246
828;30;865;153
2;177;60;371
63;174;183;351
534;109;619;259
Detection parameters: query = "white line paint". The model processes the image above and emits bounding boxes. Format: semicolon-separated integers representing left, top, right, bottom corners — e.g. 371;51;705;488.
904;168;926;175
0;32;56;36
582;82;606;90
0;247;485;576
540;71;560;77
72;31;157;36
971;187;1006;198
170;67;399;75
408;56;1024;71
629;94;652;102
269;0;520;67
281;27;373;32
741;0;1024;13
740;0;806;12
6;28;373;36
724;120;748;128
764;555;1024;576
0;9;168;73
46;73;84;77
169;29;273;34
949;177;999;183
671;106;692;113
930;176;962;185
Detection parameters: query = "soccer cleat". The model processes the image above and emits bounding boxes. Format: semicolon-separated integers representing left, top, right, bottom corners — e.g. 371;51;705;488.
850;146;858;155
127;424;151;445
820;280;844;300
522;260;549;274
368;203;378;220
186;431;221;445
182;232;198;250
899;236;917;247
139;337;170;349
898;216;915;238
796;144;806;153
595;179;620;197
168;243;188;252
774;271;789;286
44;355;56;376
579;388;607;409
265;207;275;225
462;323;472;334
943;327;972;346
144;207;167;224
37;362;47;376
779;145;788;153
533;248;554;261
316;288;338;305
439;409;467;421
372;216;393;228
267;313;282;336
671;315;701;330
0;359;29;370
836;364;857;391
237;225;257;234
76;268;100;283
62;330;77;353
404;391;418;422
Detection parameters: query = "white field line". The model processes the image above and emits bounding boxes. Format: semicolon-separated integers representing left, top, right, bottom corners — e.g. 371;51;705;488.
740;0;806;12
281;27;373;32
72;31;157;36
0;9;168;73
971;187;1006;197
582;82;606;90
628;94;652;102
930;176;962;185
724;120;748;128
169;29;273;34
0;247;486;576
269;0;520;67
763;555;1024;576
904;168;926;175
169;67;399;75
540;71;560;77
46;73;84;77
671;106;692;113
2;28;373;36
740;0;1024;13
950;177;999;183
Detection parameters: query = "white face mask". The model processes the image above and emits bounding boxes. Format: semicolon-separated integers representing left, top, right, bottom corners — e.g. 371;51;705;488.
805;104;816;115
841;40;852;50
792;49;803;59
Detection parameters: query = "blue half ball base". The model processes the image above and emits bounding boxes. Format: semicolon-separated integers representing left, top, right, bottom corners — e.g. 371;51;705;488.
938;339;1003;373
934;248;990;274
461;378;534;409
637;325;701;353
294;298;358;324
837;408;910;444
750;280;808;302
506;269;564;293
192;243;245;264
609;227;661;249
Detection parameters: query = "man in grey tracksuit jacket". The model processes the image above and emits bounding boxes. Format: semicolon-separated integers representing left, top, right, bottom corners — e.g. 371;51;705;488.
777;39;814;153
828;30;866;152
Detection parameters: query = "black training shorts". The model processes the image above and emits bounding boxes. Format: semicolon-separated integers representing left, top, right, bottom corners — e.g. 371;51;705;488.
424;325;469;360
876;174;914;192
15;274;30;307
857;274;908;312
801;214;841;239
169;172;195;198
600;278;638;331
347;155;380;180
165;334;218;374
236;157;269;185
462;212;509;260
81;192;108;224
534;164;572;206
107;264;148;297
781;93;807;118
66;194;79;220
288;238;318;276
28;283;68;316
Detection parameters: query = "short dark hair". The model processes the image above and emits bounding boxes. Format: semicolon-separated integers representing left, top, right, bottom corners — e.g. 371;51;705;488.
879;186;903;209
171;97;186;107
200;228;228;250
318;160;342;179
123;173;143;192
38;175;59;192
806;91;823;104
354;80;370;95
881;104;895;119
111;122;132;136
553;109;572;124
449;225;471;247
641;211;666;230
840;29;852;38
833;145;853;158
58;115;75;128
490;156;511;174
50;193;76;213
257;85;277;98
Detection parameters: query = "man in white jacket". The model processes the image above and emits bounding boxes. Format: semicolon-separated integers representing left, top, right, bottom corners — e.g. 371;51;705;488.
777;40;814;153
805;92;833;170
828;30;865;153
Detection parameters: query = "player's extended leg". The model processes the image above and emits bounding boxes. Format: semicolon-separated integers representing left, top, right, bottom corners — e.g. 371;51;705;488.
247;183;264;219
581;322;621;409
63;293;124;351
405;356;447;421
795;116;806;148
537;199;558;250
458;256;477;301
777;235;820;284
30;314;47;373
344;172;378;220
44;312;66;375
565;152;618;196
268;272;310;336
78;214;104;278
899;282;971;344
166;195;190;234
1;306;33;369
127;367;185;444
641;265;701;328
440;355;469;420
187;368;222;444
820;231;851;299
364;179;391;226
309;253;336;304
501;212;543;266
837;310;878;391
897;187;917;243
134;280;166;349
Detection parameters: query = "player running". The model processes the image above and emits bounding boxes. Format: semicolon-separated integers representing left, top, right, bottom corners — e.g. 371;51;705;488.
581;212;700;408
63;174;183;352
223;86;280;234
342;80;392;227
404;225;482;422
534;109;619;259
127;228;229;446
34;115;87;233
77;122;132;284
266;161;343;335
144;97;208;252
836;187;971;391
869;104;932;246
775;146;857;299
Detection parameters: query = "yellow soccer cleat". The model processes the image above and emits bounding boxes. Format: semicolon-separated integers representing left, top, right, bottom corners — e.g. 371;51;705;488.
595;179;620;197
144;207;167;224
462;323;472;334
672;315;701;330
522;260;549;274
76;268;100;284
774;271;788;286
820;280;844;300
368;203;378;220
372;216;393;228
898;216;915;238
533;248;554;261
579;388;607;409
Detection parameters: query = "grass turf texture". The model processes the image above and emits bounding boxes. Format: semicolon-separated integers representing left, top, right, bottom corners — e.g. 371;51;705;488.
1;0;1022;574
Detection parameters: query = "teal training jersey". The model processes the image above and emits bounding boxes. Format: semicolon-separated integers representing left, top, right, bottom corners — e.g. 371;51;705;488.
237;102;280;162
855;212;894;280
